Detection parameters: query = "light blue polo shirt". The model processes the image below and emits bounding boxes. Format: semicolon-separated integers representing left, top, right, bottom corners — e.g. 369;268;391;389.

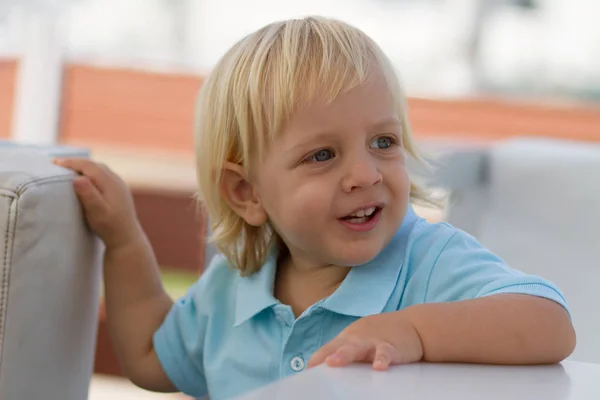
153;206;569;399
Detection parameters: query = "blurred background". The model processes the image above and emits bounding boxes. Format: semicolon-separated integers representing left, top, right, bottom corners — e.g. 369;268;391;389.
0;0;598;399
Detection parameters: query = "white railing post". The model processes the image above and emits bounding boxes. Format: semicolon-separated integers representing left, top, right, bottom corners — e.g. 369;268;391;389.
11;6;64;145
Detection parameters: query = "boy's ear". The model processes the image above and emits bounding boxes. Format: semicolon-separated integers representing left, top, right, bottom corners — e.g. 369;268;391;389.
219;162;267;227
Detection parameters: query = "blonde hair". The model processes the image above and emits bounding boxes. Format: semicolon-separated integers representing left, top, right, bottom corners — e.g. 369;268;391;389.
195;16;438;276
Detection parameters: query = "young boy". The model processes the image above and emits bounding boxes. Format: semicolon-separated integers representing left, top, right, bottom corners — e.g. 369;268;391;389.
55;16;575;400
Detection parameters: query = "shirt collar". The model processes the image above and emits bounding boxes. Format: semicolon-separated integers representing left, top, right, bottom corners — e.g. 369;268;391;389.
234;205;421;326
234;247;279;327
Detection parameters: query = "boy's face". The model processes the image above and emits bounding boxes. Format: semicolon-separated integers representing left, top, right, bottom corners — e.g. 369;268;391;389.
255;72;410;269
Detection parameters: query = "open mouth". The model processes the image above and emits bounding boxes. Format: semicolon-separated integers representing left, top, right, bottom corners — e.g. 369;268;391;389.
340;206;382;224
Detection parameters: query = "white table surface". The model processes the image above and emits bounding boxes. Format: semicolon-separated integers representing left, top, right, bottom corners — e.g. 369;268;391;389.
235;361;600;400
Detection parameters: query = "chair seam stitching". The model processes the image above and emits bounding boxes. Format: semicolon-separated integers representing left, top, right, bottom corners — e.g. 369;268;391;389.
0;193;17;372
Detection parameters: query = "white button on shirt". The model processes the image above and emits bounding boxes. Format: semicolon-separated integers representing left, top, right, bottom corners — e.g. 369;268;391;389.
290;356;305;372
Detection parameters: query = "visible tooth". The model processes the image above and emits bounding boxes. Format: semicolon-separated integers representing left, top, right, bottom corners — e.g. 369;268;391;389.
354;209;366;217
366;207;376;216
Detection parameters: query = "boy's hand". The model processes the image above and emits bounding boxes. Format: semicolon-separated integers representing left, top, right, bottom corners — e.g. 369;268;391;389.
307;311;423;370
53;158;143;251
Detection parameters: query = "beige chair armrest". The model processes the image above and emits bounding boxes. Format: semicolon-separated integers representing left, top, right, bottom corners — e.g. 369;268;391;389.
0;148;102;399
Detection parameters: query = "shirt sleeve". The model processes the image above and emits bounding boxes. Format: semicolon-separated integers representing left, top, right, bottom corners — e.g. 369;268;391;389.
153;280;209;398
423;229;569;314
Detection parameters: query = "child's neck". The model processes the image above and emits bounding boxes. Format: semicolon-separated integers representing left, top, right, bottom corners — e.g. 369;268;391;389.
274;254;350;318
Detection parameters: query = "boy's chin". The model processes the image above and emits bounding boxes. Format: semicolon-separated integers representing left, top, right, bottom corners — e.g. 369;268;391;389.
332;231;401;266
334;247;382;267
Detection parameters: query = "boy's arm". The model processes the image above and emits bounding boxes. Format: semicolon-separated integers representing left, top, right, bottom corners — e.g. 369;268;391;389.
309;228;575;368
308;294;575;369
53;158;176;392
403;294;575;364
406;228;575;364
103;234;176;392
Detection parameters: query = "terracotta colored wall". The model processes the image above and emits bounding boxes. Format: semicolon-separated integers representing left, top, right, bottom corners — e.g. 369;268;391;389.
408;98;600;143
0;59;17;139
1;62;598;149
60;64;203;152
56;64;600;154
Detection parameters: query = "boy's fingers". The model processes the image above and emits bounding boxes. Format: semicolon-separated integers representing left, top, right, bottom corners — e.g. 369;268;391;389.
53;157;90;172
307;341;338;368
53;158;107;192
372;343;394;370
326;341;372;367
73;176;108;215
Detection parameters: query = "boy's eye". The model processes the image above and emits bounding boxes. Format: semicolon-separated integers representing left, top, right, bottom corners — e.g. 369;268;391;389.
370;136;394;149
309;148;334;163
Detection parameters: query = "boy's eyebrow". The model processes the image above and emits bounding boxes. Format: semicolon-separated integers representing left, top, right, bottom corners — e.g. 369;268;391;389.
370;117;402;130
287;131;339;153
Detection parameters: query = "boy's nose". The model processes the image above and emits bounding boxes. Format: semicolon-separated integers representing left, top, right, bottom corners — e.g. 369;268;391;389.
341;157;382;192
